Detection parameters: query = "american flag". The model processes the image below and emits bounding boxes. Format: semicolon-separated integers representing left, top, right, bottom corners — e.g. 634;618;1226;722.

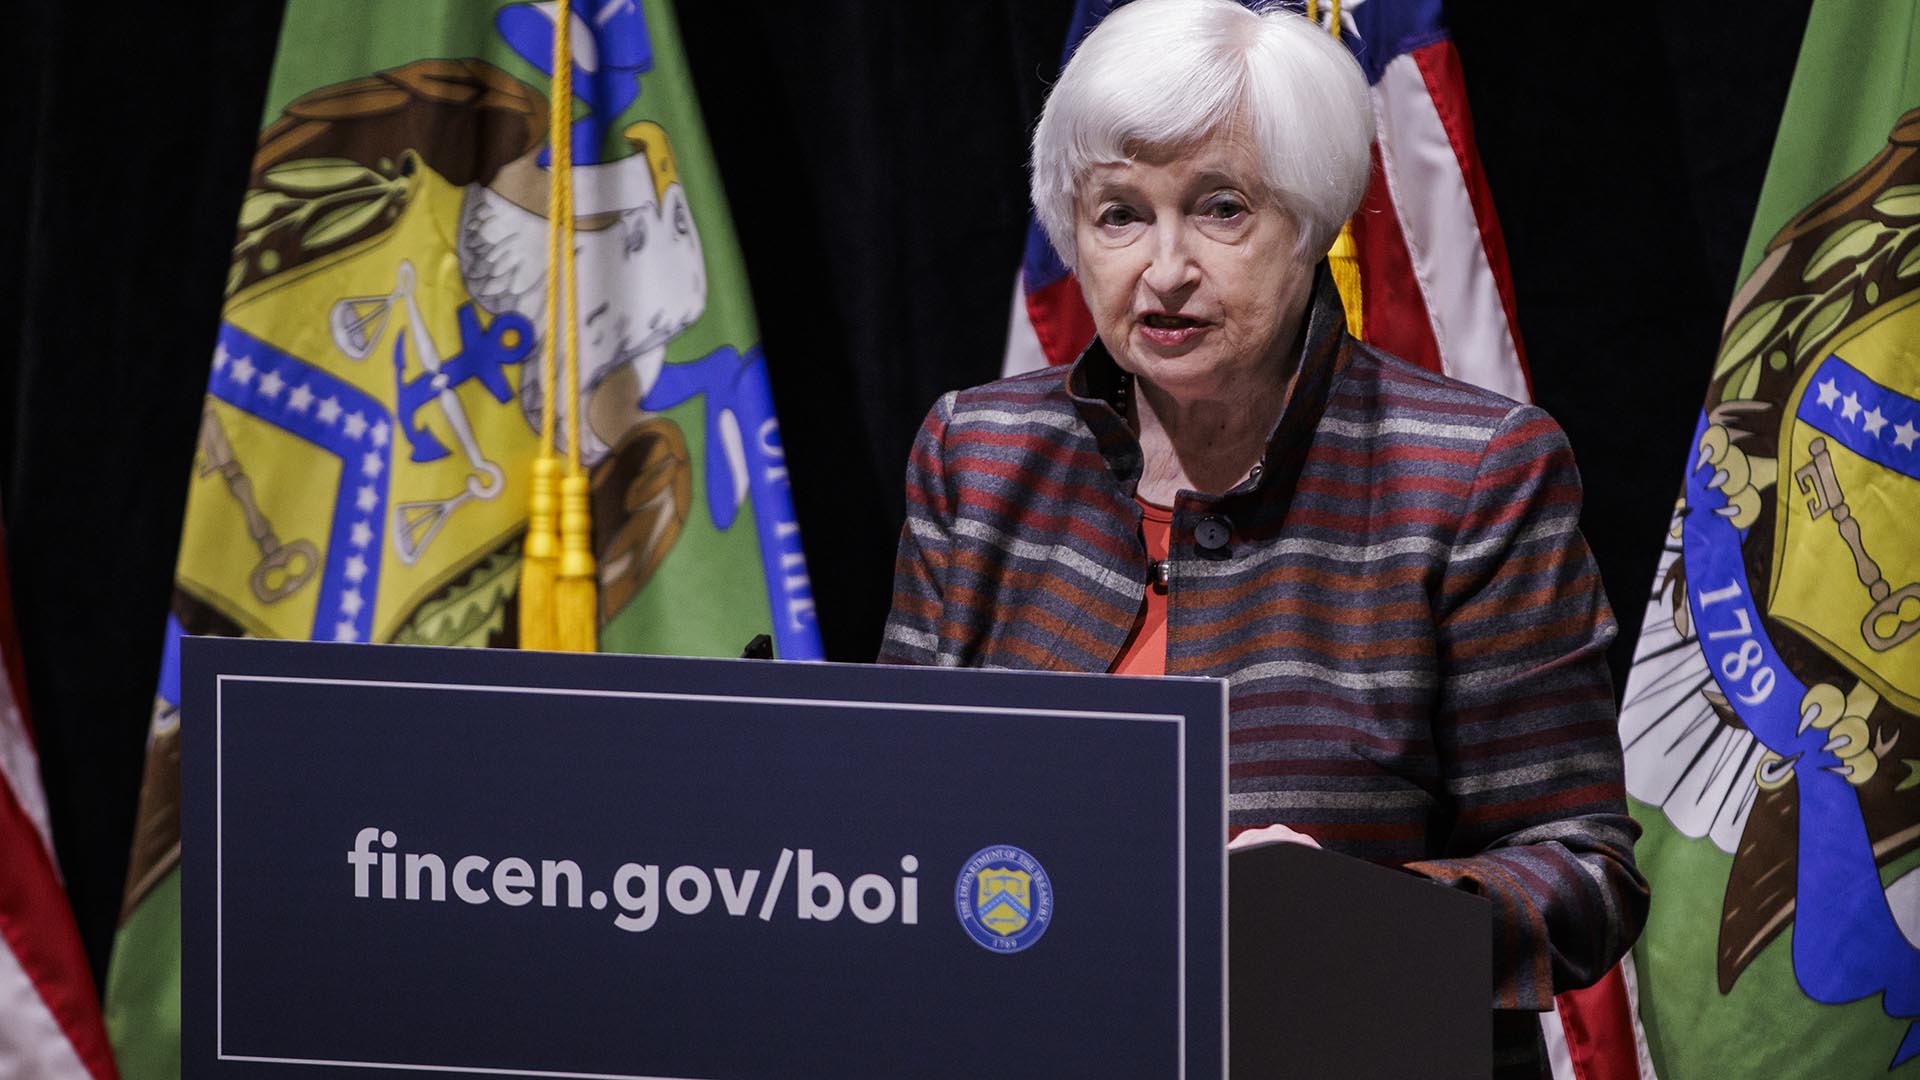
0;509;121;1080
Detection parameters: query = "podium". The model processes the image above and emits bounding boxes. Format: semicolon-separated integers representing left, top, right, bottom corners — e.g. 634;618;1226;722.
1231;842;1492;1078
182;638;1493;1078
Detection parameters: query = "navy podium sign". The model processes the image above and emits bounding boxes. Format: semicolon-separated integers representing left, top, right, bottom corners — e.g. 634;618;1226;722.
181;638;1228;1079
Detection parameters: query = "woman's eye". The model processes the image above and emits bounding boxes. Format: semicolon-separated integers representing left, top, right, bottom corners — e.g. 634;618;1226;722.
1099;206;1138;227
1203;199;1247;220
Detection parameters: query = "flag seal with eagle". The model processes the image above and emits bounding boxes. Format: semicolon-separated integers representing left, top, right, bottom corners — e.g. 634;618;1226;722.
105;3;821;1075
1621;97;1920;1076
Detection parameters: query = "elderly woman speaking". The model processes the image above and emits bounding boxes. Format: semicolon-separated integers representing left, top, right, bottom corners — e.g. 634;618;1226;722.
881;0;1646;1073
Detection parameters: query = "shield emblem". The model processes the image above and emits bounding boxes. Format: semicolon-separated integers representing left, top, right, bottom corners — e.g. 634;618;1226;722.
1769;291;1920;715
974;868;1033;937
178;165;540;647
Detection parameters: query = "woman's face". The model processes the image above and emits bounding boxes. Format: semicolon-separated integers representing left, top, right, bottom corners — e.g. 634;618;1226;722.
1073;130;1314;402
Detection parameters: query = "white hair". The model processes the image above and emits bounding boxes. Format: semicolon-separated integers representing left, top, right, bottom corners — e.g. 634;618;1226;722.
1030;0;1374;267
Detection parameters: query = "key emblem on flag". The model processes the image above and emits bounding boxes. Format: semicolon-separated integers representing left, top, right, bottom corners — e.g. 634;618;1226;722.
1774;336;1920;706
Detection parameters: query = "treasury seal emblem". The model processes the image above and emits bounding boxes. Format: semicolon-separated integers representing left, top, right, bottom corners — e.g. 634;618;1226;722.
955;845;1053;953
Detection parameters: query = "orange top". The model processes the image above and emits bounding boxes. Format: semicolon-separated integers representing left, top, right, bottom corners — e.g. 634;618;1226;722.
1113;498;1172;676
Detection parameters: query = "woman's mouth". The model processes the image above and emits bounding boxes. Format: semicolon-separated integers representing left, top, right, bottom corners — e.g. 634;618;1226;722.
1137;313;1209;346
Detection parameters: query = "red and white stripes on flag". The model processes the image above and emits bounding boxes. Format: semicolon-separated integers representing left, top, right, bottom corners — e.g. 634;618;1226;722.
0;520;120;1080
1000;4;1655;1077
1542;954;1662;1080
1348;23;1530;402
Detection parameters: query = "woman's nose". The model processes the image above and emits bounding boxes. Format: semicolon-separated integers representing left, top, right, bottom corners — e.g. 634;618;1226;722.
1140;221;1198;294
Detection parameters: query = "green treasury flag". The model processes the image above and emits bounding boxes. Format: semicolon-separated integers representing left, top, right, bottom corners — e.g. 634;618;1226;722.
1617;1;1920;1074
103;3;821;1076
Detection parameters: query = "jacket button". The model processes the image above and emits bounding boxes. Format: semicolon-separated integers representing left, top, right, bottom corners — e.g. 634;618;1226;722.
1195;515;1232;551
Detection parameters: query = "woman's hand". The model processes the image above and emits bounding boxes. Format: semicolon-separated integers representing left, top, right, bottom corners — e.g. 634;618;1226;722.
1227;823;1321;850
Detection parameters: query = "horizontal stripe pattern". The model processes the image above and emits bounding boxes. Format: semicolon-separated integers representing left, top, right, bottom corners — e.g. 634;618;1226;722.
882;272;1647;1019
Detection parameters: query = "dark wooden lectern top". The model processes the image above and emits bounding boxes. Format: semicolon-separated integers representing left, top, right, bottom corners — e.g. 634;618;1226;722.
1230;841;1493;1078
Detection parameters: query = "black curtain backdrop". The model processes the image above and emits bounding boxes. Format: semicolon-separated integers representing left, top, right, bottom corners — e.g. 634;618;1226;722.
1;1;1811;986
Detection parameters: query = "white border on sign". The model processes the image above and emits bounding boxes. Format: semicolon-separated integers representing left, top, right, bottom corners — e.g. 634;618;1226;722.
214;673;1225;1079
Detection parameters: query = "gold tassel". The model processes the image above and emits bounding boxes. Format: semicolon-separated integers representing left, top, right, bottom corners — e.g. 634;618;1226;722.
1317;3;1362;341
517;456;560;649
1328;220;1365;339
554;472;597;652
519;0;594;651
1306;0;1342;32
548;0;596;653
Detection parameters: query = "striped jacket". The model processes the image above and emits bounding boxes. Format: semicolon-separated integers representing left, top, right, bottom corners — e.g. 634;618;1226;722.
881;274;1648;1054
